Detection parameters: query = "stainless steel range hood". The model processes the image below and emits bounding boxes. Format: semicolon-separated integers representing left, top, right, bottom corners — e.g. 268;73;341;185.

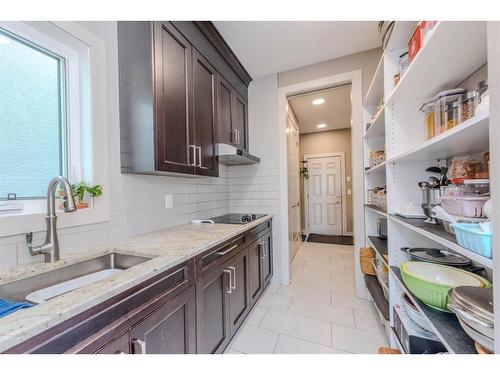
216;143;260;166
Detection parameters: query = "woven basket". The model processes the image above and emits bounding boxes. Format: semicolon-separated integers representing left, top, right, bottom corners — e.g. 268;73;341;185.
360;247;376;275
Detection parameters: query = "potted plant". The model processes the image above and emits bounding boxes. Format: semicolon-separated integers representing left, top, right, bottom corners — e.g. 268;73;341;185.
59;182;103;210
299;161;309;180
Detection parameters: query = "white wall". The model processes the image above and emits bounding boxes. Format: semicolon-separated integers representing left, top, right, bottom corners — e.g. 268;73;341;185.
228;74;282;281
0;21;231;272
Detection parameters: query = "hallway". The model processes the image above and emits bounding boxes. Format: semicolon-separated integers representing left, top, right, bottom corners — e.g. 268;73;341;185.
225;242;388;354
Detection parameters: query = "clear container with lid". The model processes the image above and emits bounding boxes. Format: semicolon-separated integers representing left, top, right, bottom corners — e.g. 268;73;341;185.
476;79;489;114
460;90;477;123
432;88;465;134
444;100;460;130
398;52;409;78
420;100;437;139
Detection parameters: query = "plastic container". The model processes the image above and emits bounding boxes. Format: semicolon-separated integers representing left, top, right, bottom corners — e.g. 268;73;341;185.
398;51;409;78
440;196;489;218
432;89;465;135
408;23;423;63
451;223;492;259
476;79;489;114
460;91;477;123
444;100;460;130
420;100;436;139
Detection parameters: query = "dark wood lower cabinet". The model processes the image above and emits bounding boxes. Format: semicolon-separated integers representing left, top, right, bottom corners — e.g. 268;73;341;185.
5;220;273;355
130;286;196;354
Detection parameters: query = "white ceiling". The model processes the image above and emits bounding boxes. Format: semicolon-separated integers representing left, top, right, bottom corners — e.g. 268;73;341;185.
213;21;381;78
288;85;352;134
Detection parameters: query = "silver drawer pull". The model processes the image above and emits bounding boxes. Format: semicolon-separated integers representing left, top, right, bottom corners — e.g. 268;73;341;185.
132;338;146;354
216;243;238;256
228;266;236;290
223;269;232;294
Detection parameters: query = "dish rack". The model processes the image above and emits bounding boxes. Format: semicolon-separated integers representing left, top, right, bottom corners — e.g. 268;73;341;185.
451;223;492;259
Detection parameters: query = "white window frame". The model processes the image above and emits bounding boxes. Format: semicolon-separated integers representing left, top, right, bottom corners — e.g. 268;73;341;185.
0;21;110;237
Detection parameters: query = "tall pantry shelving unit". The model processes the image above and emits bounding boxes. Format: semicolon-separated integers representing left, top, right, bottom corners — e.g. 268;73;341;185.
362;21;499;354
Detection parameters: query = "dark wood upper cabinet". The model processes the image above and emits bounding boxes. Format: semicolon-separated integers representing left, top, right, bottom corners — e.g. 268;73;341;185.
216;75;234;145
153;22;195;174
232;92;248;151
192;49;218;177
118;21;252;178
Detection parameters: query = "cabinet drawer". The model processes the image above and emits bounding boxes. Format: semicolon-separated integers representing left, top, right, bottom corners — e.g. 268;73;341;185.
245;220;271;243
196;235;246;276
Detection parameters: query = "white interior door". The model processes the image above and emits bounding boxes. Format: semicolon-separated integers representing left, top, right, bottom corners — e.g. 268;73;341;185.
308;156;342;235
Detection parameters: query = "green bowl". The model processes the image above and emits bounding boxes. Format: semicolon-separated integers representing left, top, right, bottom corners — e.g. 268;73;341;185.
400;262;491;312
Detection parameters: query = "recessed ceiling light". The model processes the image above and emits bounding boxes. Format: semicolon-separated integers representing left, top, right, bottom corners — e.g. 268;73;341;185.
317;124;327;128
312;98;325;105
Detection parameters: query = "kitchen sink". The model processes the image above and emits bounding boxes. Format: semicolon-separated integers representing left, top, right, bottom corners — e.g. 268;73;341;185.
0;253;152;304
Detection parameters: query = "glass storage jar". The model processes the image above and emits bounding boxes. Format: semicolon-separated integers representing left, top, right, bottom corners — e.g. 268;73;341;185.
476;79;489;114
460;91;477;123
444;100;460;130
420;100;436;140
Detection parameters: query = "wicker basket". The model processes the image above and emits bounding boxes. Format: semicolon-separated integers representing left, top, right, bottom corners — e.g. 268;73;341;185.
360;247;376;275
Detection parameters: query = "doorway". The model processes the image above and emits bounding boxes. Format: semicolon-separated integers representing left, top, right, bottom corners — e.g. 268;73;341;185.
278;70;365;299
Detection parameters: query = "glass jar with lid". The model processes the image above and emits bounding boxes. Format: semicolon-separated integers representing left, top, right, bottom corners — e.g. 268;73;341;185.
476;79;489;114
444;100;460;130
460;90;477;123
420;100;437;139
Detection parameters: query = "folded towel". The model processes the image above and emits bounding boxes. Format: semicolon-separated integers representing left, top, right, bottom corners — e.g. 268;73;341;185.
0;299;33;318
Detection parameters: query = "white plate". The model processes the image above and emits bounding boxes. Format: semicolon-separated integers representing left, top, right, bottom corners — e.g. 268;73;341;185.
26;269;123;304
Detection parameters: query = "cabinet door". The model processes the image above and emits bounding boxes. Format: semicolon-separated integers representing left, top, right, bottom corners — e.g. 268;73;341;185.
95;332;131;354
232;92;248;151
248;239;264;306
196;267;231;353
260;231;273;286
192;49;218;177
154;22;195;174
226;249;250;335
130;286;196;354
217;75;234;145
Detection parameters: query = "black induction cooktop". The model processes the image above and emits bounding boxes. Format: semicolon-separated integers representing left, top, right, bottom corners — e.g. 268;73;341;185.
209;213;266;224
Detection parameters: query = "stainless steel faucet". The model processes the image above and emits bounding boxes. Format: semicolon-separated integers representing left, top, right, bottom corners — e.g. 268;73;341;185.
26;177;77;262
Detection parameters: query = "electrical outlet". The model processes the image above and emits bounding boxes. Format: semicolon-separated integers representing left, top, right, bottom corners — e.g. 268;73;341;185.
165;194;173;208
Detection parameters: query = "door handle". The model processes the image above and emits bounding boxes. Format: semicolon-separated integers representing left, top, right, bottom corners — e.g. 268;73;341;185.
223;269;232;294
228;266;236;290
196;146;202;167
132;338;146;354
189;145;196;166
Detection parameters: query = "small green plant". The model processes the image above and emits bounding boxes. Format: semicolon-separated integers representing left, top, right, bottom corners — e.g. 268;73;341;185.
69;182;103;203
299;161;309;180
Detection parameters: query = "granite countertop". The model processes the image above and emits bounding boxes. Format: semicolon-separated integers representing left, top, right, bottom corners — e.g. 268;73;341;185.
0;214;272;352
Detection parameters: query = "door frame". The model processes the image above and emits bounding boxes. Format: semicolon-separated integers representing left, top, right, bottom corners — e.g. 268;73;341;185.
303;152;349;237
277;70;365;299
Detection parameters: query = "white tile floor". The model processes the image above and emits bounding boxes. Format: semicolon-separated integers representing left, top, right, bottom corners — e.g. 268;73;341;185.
225;241;388;354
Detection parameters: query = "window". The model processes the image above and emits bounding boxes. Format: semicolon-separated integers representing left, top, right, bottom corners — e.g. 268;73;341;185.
0;28;67;198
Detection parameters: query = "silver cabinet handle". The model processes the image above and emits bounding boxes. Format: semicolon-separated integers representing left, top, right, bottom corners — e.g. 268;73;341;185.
223;269;232;294
196;146;202;167
189;145;196;166
132;338;146;354
232;129;238;144
216;243;238;256
237;130;240;145
258;241;266;259
228;266;236;290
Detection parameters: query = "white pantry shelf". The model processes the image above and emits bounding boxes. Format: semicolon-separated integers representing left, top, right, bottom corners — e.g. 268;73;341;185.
384;21;418;52
364;204;387;217
388;214;493;269
364;161;386;174
386;21;487;104
364;107;385;139
364;55;384;107
387;112;489;163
